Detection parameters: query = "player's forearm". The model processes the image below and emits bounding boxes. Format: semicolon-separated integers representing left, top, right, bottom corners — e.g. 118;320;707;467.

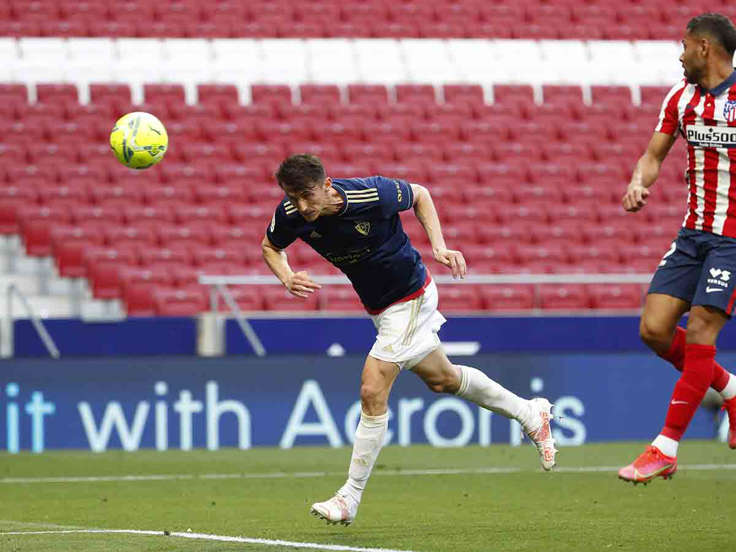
413;186;447;253
629;153;662;190
262;243;294;286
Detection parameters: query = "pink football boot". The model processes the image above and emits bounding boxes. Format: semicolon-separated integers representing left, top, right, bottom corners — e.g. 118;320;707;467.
618;446;677;485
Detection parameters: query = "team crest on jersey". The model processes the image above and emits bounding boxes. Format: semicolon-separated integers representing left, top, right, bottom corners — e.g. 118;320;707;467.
355;221;371;236
725;100;736;123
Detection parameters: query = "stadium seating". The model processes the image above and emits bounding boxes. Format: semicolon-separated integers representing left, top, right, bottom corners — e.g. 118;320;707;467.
0;71;676;314
1;1;734;39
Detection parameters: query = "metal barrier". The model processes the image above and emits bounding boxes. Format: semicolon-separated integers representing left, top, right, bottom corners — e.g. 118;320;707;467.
198;273;652;357
2;284;60;359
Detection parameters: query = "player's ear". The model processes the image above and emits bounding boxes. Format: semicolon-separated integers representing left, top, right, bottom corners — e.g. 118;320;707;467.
324;176;333;189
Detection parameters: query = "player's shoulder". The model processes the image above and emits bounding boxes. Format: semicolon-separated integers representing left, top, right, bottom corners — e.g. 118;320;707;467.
662;78;693;102
334;177;382;214
275;196;301;220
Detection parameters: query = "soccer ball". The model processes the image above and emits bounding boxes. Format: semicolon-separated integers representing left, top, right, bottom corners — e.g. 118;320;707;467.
110;112;168;169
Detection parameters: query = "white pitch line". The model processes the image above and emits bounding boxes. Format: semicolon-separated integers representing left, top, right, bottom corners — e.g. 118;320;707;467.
1;464;735;485
0;529;417;552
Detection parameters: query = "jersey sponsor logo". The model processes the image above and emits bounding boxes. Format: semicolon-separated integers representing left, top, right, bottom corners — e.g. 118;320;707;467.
725;100;736;123
685;124;736;148
309;230;322;239
354;221;371;236
706;267;731;290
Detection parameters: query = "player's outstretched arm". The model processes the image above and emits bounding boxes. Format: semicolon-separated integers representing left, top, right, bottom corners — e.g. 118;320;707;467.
622;131;676;213
410;184;467;279
261;235;321;298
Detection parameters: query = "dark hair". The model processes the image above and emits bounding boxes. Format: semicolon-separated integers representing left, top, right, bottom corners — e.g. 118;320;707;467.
687;13;736;57
275;154;326;192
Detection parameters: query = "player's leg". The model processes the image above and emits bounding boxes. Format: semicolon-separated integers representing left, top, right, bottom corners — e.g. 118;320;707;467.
642;293;736;400
621;237;736;483
410;347;556;470
310;355;399;525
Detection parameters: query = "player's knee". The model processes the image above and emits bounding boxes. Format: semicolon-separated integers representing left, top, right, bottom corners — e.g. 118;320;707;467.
686;311;723;345
421;372;460;394
639;316;670;352
359;382;386;411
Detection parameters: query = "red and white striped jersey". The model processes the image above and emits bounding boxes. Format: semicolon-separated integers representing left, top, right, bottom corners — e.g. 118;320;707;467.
656;71;736;237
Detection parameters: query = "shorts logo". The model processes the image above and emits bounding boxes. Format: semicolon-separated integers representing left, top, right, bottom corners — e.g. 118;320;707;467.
355;221;370;236
707;267;731;289
725;100;736;123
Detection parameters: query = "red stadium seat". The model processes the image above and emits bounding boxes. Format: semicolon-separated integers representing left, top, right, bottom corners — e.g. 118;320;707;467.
591;85;633;106
143;84;186;105
18;206;72;257
153;287;208;316
438;285;483;312
263;286;318;311
394;142;443;163
347;84;389;105
587;284;644;310
299;84;341;105
443;84;484;106
51;226;104;278
321;286;364;312
89;83;132;106
541;85;583;107
0;184;38;234
36;84;79;104
103;225;156;249
478;285;535;311
84;246;139;299
157;223;211;247
539;284;590;310
494;85;534;106
252;84;292;106
122;205;175;228
139;246;193;268
395;84;436;105
121;266;175;316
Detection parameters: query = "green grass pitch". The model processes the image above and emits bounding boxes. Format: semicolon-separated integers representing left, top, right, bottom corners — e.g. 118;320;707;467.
1;441;735;552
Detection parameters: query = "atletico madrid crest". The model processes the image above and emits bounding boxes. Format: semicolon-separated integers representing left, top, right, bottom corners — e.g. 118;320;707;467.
724;100;736;123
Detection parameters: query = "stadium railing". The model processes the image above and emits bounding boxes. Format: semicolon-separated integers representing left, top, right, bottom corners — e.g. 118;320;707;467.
199;273;652;356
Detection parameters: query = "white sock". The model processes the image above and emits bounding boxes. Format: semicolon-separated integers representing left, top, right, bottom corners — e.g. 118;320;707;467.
720;373;736;400
652;434;679;457
338;410;388;505
454;365;530;425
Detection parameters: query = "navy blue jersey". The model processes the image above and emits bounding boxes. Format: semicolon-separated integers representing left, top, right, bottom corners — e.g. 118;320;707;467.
266;176;427;312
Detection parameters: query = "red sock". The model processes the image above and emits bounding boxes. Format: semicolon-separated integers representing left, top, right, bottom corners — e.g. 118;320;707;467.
658;327;730;391
661;343;716;441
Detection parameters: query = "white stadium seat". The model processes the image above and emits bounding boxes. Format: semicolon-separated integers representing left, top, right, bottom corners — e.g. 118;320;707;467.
260;39;308;83
402;39;459;83
307;39;359;84
354;39;407;84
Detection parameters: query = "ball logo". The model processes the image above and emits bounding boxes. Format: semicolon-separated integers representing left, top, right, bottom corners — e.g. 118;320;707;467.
724;100;736;124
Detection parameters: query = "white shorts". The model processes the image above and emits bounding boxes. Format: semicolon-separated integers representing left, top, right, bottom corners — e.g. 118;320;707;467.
368;280;446;370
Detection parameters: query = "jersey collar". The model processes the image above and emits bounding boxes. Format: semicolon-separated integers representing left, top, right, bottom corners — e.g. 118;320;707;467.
332;183;349;216
704;68;736;96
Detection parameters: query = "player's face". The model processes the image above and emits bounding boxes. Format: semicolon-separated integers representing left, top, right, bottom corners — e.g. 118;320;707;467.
284;179;331;222
680;32;706;84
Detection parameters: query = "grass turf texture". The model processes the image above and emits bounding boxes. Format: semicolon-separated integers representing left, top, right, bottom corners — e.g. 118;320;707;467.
1;441;735;552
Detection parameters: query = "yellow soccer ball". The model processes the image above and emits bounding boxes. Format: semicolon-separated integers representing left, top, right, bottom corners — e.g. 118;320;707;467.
110;112;168;169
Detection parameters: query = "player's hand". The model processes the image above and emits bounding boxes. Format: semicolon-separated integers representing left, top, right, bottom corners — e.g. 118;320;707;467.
285;271;321;298
622;184;650;212
434;248;467;279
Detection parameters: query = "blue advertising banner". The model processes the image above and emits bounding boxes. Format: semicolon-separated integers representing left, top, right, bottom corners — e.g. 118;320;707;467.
15;315;736;357
0;354;730;453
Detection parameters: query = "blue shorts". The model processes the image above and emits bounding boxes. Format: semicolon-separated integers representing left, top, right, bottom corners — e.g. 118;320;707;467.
649;228;736;316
